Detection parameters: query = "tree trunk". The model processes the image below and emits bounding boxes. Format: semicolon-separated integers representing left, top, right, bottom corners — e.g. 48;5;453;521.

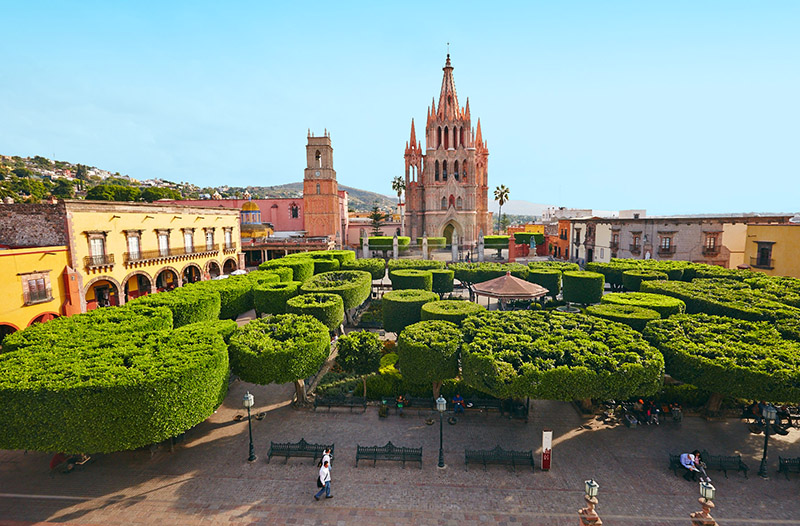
294;379;308;406
580;398;594;413
706;392;724;414
432;380;443;400
362;376;367;399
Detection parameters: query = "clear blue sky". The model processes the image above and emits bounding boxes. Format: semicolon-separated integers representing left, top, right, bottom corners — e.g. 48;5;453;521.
1;1;798;215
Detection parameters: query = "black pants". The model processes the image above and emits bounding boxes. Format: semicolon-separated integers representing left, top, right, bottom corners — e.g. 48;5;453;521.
683;467;697;481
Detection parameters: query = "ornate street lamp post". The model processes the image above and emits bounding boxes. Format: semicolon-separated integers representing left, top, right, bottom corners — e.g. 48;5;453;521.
243;391;257;462
758;404;777;478
436;395;447;469
578;479;601;526
690;481;717;526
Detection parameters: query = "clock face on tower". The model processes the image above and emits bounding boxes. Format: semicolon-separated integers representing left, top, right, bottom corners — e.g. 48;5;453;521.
315;171;320;177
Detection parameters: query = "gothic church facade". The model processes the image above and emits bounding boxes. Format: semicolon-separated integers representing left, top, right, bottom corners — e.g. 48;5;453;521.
404;55;492;248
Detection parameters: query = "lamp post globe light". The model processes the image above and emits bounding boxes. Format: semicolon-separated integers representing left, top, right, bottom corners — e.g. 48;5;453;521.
243;391;257;462
436;395;447;469
758;403;778;478
578;480;601;526
691;481;717;526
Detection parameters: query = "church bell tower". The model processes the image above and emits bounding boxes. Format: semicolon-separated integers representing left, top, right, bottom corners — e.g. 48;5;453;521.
303;130;341;243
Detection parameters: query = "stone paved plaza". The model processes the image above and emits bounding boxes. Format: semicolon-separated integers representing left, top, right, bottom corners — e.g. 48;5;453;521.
1;380;799;526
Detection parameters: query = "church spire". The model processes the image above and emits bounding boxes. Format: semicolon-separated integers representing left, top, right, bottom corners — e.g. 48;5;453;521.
475;118;483;146
437;54;459;121
409;118;417;145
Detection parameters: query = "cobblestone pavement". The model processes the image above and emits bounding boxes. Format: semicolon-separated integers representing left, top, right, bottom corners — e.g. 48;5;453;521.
1;380;799;526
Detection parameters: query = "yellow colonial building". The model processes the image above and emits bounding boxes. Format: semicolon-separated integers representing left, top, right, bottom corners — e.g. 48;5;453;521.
0;200;242;336
744;223;800;278
0;245;70;340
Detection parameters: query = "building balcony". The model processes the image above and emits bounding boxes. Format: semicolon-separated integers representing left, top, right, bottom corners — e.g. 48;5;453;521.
751;257;774;269
84;254;115;269
124;245;221;265
657;245;676;255
702;246;720;256
629;244;641;254
559;234;568;241
609;241;619;249
223;242;238;255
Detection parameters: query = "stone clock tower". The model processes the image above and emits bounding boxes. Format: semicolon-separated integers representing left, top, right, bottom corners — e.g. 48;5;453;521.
303;130;341;243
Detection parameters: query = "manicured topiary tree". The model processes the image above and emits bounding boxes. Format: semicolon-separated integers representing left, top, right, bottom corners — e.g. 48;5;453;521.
287;293;345;331
586;304;661;332
310;258;340;274
336;330;382;398
562;271;605;305
0;307;228;453
397;320;461;398
529;261;579;272
528;268;561;298
417;237;447;250
382;289;439;334
259;258;314;282
189;273;280;320
178;319;239;343
369;236;411;258
341;258;386;281
644;313;800;411
300;270;372;324
229;314;330;404
461;311;664;402
248;267;293;283
128;286;221;327
449;262;530;286
431;268;455;297
253;281;302;315
622;269;668;292
386;259;445;272
389;269;433;291
287;249;356;266
421;300;485;325
601;292;686;318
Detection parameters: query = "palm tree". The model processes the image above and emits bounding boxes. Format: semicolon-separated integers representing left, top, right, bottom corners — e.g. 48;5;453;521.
493;185;510;233
391;176;405;205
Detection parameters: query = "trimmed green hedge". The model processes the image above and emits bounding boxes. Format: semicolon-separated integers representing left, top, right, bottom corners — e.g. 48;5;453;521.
639;279;800;340
300;270;372;311
287;293;344;331
421;300;485;325
248;268;292;284
622;270;668;292
287;249;355;265
382;289;439;333
311;258;340;274
369;236;411;250
0;313;228;453
397;320;461;387
601;292;686;318
341;258;386;281
259;258;314;282
562;271;604;305
189;273;280;320
387;259;445;272
586;304;661;332
128;286;221;328
431;269;455;295
644;314;800;402
449;262;530;284
389;269;433;291
417;237;447;249
178;319;239;343
229;314;330;386
512;232;545;246
484;235;510;249
528;261;579;272
461;311;664;400
528;268;561;297
253;281;302;315
745;275;800;308
587;259;693;287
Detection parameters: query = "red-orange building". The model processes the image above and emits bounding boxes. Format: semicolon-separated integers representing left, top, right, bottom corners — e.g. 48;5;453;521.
550;219;571;260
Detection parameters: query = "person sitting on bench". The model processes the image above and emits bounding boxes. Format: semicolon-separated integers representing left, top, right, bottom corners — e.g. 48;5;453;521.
452;394;465;414
680;450;710;482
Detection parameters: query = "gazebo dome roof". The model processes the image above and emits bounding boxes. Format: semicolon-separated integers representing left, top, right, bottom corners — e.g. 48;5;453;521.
242;201;259;211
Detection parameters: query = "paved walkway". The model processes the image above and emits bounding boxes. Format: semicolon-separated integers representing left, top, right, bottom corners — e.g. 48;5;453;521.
1;380;799;525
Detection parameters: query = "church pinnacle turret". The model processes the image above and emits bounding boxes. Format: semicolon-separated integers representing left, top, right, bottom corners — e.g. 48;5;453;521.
437;54;460;121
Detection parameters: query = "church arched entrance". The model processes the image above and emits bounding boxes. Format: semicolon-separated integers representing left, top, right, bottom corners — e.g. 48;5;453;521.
443;223;456;248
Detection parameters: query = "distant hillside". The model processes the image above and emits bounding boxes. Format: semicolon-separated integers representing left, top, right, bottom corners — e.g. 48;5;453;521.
229;183;397;212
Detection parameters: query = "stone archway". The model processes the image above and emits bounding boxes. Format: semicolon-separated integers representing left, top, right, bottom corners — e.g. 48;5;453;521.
122;270;153;301
222;258;237;275
0;323;20;344
84;276;122;310
442;221;461;248
29;312;59;326
155;267;181;292
182;263;202;285
206;260;221;279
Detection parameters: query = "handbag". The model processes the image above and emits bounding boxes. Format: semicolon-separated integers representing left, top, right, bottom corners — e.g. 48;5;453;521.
317;476;323;488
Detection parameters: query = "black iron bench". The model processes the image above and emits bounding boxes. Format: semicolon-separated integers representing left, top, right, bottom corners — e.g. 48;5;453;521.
313;395;366;413
464;398;504;415
779;456;800;480
267;438;334;464
700;450;749;478
407;397;434;411
356;441;422;468
465;445;534;472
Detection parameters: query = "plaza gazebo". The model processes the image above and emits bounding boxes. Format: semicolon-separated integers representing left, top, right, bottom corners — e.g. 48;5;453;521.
472;271;548;310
